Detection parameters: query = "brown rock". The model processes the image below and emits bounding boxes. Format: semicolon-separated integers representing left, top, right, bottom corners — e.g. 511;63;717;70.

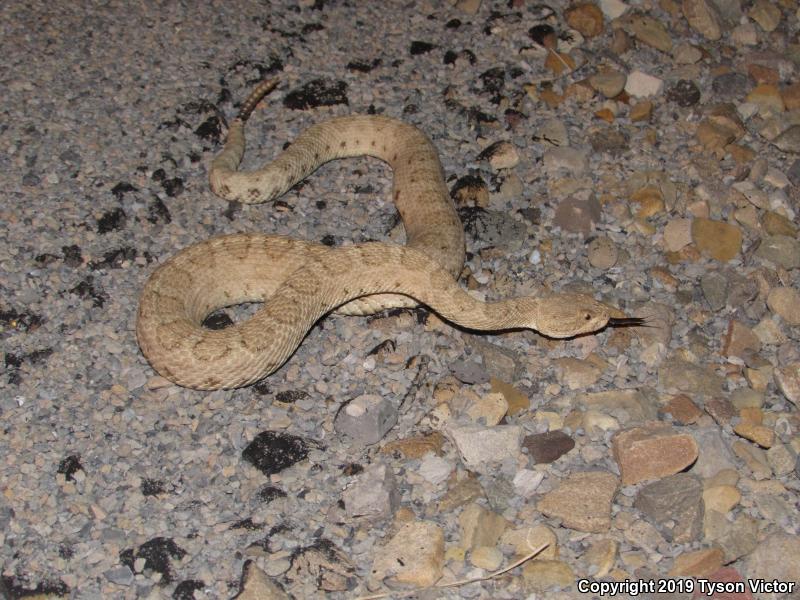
733;422;774;448
466;392;508;426
589;67;626;98
523;430;576;464
537;471;618;532
721;320;762;359
554;196;601;234
565;3;604;37
783;81;800;111
703;485;741;513
382;432;445;459
746;83;785;113
649;267;678;290
691;218;742;261
704;467;739;487
469;546;502;570
766;286;800;325
630;100;653;122
731;441;771;479
704;397;737;426
762;211;798;237
713;516;759;564
749;0;782;32
544;51;576;76
728;143;756;164
620;13;673;53
660;394;703;425
775;363;800;407
630;185;665;218
696;108;745;152
747;63;780;85
490;378;529;415
578;389;656;423
587;236;619;269
668;547;724;577
736;400;763;418
595;107;620;126
538;87;564;108
612;423;699;485
663;218;693;251
478;140;520;170
682;0;722;40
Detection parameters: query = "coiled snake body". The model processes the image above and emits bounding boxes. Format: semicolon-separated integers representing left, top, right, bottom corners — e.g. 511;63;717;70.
136;80;640;389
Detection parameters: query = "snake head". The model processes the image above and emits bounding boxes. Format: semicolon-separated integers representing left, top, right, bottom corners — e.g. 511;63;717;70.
531;293;639;338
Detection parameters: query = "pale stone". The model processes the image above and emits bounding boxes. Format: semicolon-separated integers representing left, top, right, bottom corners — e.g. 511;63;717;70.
587;236;619;269
447;425;521;470
469;546;503;571
624;70;664;97
599;0;628;19
766;442;796;476
459;503;510;550
479;140;520;170
466;392;508;426
744;534;800;594
553;357;602;389
582;538;617;578
673;42;703;64
589;68;626;98
565;2;605;38
663;218;693;251
583;409;620;432
537;471;618;532
235;561;291;600
370;520;445;588
521;559;575;592
703;485;741;514
500;525;558;560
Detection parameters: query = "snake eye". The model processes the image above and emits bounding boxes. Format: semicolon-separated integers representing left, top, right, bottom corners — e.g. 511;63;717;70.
584;313;592;321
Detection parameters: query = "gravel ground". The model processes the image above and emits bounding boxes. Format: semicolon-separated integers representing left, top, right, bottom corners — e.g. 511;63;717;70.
2;1;799;599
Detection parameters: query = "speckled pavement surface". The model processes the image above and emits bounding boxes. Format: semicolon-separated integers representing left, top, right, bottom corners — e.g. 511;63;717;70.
2;1;800;599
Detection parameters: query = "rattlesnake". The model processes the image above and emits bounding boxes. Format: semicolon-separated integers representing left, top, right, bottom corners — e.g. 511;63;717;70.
136;79;641;390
